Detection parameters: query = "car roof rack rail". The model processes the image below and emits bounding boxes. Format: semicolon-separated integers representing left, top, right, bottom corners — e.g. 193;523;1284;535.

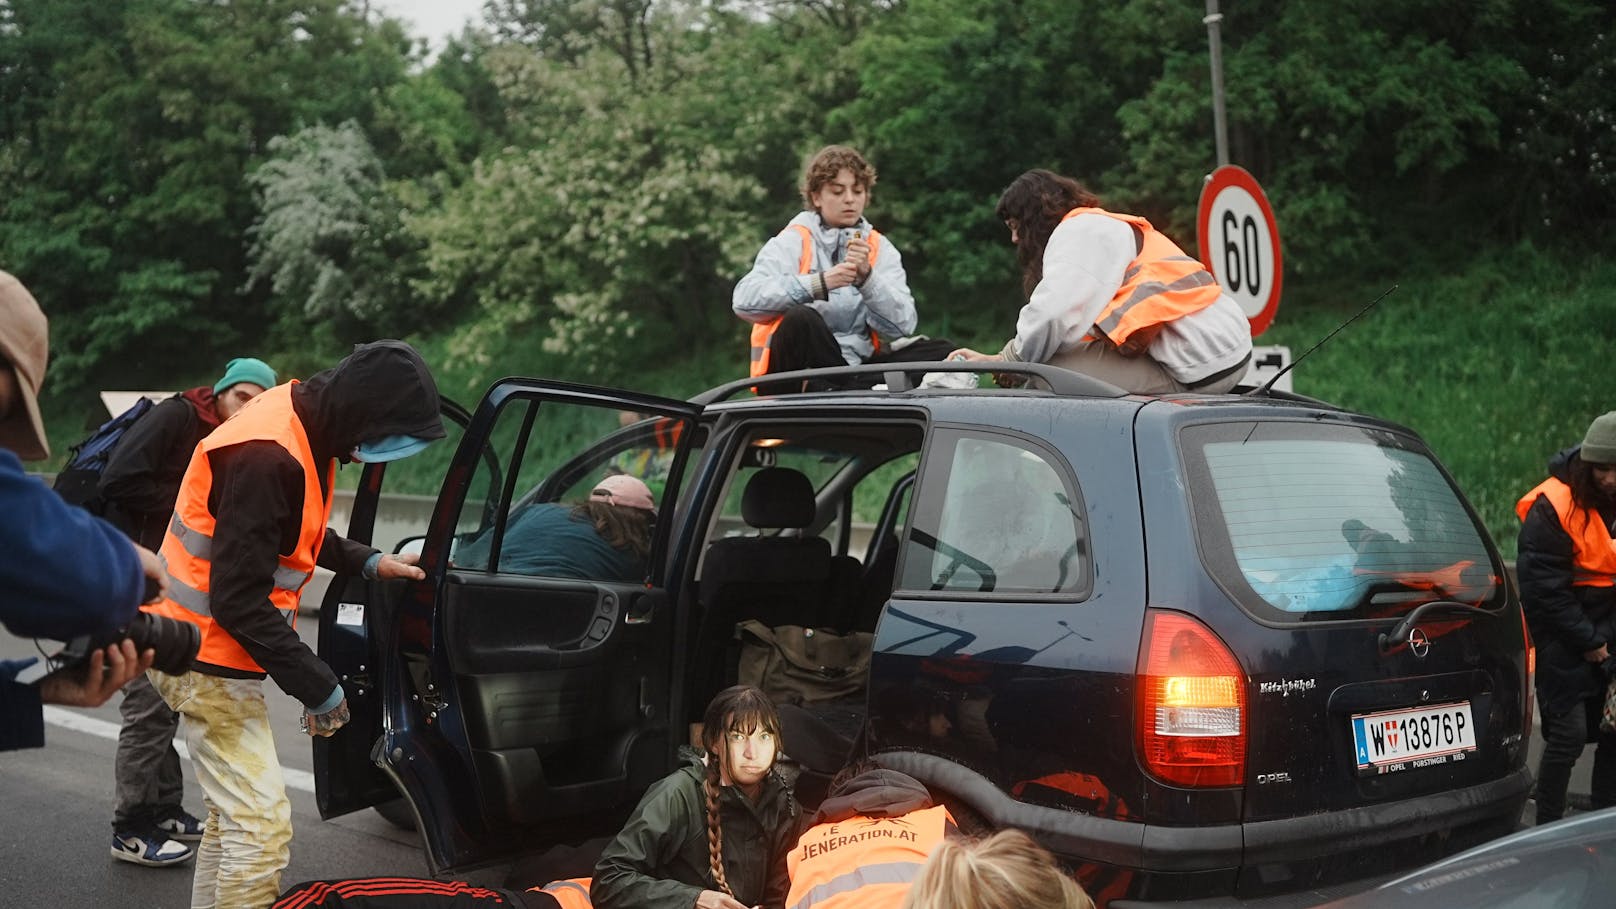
691;362;1127;406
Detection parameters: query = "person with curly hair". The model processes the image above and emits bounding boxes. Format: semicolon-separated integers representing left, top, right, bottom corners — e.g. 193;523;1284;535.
951;169;1252;395
734;145;956;391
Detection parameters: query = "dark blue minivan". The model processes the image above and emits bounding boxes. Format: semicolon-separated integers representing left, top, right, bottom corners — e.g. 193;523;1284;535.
314;363;1531;907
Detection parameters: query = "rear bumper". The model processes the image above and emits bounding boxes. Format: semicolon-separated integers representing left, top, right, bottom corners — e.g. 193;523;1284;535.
880;752;1531;900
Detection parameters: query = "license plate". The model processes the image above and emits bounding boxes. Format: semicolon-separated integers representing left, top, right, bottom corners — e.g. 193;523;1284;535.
1351;701;1476;775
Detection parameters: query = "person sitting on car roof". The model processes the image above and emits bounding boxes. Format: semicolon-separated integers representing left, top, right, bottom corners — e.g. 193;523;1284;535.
733;145;957;392
1517;410;1616;826
949;169;1252;395
453;473;656;583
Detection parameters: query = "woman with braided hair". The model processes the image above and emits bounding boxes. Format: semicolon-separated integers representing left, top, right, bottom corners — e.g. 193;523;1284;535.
271;687;796;909
591;685;799;909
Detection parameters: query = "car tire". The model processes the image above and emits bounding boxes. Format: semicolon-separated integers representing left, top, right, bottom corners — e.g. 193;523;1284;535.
373;796;417;831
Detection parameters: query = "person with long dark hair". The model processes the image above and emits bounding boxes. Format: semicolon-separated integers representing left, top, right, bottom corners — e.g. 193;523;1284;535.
591;685;798;909
272;686;797;909
951;169;1252;394
1518;410;1616;825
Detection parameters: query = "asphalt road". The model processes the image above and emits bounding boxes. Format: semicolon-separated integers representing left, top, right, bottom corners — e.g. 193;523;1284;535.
0;621;511;909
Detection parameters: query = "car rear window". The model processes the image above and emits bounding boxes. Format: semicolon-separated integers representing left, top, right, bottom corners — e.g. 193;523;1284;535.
1182;421;1503;621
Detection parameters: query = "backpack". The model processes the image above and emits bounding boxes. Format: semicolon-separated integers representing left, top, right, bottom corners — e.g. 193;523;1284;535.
51;396;158;514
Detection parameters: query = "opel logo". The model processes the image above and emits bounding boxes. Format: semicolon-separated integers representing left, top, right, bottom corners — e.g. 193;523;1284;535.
1407;628;1431;659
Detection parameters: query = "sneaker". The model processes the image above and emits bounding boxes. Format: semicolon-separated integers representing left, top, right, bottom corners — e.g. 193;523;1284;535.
111;831;194;867
153;810;204;842
918;370;980;390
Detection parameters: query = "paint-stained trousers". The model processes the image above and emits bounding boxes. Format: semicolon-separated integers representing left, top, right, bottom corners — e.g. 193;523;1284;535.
151;670;291;909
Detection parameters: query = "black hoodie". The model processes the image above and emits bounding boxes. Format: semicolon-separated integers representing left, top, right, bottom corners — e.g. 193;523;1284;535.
200;341;444;707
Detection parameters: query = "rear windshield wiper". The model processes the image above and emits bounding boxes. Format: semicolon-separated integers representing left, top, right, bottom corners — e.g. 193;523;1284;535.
1378;599;1496;655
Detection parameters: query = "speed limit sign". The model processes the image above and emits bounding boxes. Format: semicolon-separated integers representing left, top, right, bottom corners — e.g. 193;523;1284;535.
1197;165;1283;336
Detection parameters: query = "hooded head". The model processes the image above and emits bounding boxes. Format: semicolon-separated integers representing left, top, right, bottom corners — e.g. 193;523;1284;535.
293;340;445;463
815;764;934;824
0;271;50;461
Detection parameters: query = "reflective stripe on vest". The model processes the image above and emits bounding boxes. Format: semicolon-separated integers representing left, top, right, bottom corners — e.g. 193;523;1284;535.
1516;476;1616;587
748;225;884;378
785;804;952;909
142;382;335;672
536;877;593;909
1062;207;1223;354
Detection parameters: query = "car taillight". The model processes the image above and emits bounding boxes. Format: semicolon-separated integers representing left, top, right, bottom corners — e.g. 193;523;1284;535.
1137;609;1247;788
1520;606;1535;739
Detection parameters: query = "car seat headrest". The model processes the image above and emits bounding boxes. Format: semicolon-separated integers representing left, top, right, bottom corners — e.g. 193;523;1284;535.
742;467;815;530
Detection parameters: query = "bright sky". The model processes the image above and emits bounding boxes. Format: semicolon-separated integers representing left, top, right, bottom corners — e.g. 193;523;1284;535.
368;0;486;50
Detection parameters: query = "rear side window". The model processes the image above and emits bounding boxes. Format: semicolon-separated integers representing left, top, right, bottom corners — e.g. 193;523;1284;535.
899;431;1089;597
1184;421;1502;620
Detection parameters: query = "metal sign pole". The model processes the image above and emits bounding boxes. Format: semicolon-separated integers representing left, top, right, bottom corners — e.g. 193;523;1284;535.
1204;0;1229;167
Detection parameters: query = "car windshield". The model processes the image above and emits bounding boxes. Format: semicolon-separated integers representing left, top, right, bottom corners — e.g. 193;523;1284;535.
1183;421;1504;621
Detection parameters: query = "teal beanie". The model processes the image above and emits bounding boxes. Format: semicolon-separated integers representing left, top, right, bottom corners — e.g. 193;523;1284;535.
213;357;278;395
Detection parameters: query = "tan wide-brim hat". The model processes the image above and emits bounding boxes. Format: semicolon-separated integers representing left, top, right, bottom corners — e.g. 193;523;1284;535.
0;270;50;461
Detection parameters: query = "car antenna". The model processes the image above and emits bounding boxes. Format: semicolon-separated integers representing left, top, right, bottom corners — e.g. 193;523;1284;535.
1247;284;1398;396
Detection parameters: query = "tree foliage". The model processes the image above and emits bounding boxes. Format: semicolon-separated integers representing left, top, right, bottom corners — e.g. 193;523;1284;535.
413;0;837;379
0;0;1609;402
244;121;425;341
0;0;413;393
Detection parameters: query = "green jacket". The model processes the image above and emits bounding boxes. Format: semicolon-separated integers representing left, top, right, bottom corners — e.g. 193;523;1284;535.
593;752;799;909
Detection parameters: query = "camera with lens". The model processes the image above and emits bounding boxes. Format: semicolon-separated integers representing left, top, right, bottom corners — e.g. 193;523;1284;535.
53;611;201;677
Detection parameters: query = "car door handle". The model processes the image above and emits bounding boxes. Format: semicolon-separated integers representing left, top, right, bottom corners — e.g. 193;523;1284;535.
624;589;666;625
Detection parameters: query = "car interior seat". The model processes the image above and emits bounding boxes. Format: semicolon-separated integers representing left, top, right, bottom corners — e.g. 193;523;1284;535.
700;466;840;628
693;466;861;705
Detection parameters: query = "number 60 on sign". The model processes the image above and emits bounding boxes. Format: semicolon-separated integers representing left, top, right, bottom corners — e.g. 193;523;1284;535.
1196;165;1283;337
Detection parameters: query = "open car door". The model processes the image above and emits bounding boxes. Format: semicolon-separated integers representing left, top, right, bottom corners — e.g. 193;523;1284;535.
313;395;479;821
319;378;703;874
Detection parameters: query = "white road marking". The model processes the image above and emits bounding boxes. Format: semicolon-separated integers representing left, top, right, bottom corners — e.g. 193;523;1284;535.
42;706;318;793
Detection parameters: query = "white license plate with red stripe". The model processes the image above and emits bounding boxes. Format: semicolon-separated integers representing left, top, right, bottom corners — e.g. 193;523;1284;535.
1351;701;1476;775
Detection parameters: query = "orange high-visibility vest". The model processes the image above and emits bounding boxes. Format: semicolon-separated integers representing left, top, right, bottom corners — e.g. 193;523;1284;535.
652;416;682;450
1061;207;1222;355
142;382;334;672
785;805;952;909
748;225;884;378
530;877;592;909
1517;477;1616;587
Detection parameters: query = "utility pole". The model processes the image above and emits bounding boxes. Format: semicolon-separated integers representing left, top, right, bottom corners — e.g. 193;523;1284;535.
1204;0;1230;167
